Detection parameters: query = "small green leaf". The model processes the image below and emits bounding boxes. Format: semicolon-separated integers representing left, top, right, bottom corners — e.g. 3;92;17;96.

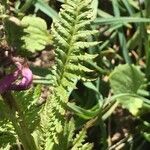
109;64;145;115
21;16;52;53
91;0;98;20
142;132;150;142
4;16;52;55
109;64;145;94
118;96;143;116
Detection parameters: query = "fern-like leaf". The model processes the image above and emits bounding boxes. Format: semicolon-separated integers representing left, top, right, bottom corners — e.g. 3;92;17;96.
4;16;51;55
13;85;41;133
39;0;97;149
71;129;93;150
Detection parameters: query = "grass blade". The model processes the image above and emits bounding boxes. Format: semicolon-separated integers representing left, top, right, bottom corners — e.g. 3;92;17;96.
35;0;59;21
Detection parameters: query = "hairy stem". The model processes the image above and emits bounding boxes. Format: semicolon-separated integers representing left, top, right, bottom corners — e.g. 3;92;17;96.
1;92;38;150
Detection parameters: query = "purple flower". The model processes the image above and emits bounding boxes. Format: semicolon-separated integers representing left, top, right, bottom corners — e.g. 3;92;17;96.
0;62;33;93
0;70;19;93
10;65;33;91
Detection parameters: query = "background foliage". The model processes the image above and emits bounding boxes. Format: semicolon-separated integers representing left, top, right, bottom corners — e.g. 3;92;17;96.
1;0;150;150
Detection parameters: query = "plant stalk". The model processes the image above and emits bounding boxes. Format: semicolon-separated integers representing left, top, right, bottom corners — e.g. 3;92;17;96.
19;0;36;13
1;92;38;150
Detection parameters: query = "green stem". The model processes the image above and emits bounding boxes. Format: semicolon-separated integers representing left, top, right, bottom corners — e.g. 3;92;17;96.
112;0;131;64
87;61;109;74
145;0;150;77
145;0;150;18
138;0;150;77
19;0;36;13
1;92;38;150
99;112;108;150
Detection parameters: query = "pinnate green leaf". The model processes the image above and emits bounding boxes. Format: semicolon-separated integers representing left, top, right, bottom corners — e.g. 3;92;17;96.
4;16;51;55
21;16;52;53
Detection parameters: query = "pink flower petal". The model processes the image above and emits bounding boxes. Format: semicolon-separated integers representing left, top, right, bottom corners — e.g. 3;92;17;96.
10;67;33;91
0;61;33;93
0;70;19;93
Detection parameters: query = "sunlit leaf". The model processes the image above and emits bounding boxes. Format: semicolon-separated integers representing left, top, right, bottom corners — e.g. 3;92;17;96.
109;64;145;94
21;16;52;53
109;64;145;115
